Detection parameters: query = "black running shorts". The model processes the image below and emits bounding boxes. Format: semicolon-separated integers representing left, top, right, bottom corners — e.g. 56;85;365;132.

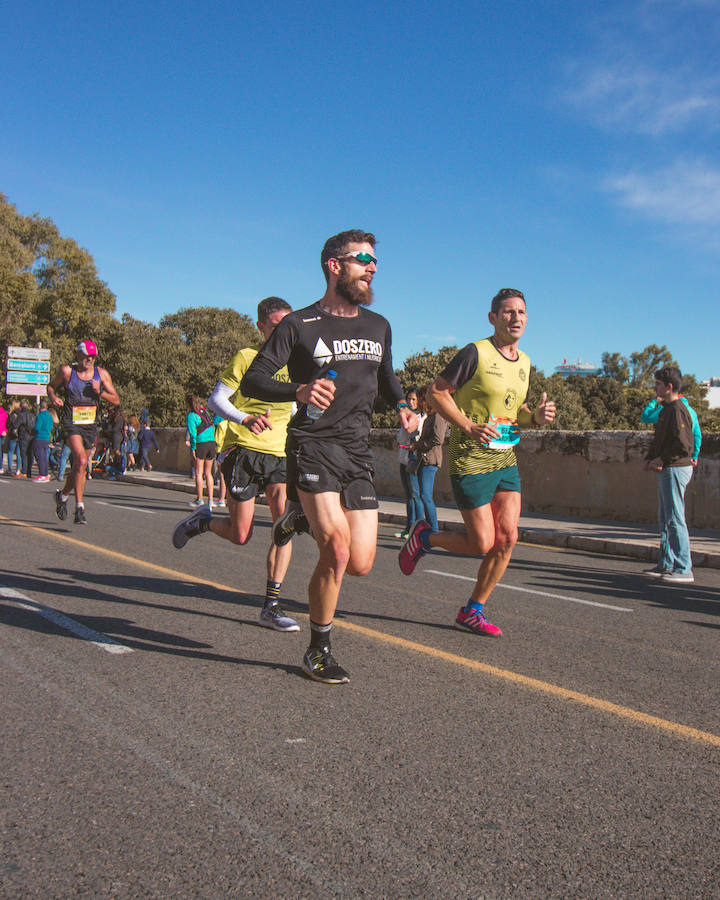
63;424;98;451
221;447;287;502
286;438;378;510
194;440;217;460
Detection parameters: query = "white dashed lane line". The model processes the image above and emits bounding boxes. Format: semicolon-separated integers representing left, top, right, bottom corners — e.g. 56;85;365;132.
1;586;134;654
425;570;633;612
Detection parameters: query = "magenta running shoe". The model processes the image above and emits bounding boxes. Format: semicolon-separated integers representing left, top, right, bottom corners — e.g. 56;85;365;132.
455;607;503;637
398;520;432;575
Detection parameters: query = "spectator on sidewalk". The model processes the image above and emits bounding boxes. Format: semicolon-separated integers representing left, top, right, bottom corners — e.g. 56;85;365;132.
15;400;36;478
126;414;140;470
185;394;217;508
641;391;701;465
411;385;448;533
138;419;160;471
642;366;698;584
395;388;424;539
4;400;21;475
31;399;54;482
0;401;7;474
111;407;127;470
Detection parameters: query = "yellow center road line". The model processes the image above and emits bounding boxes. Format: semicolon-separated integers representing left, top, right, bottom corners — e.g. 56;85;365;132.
1;516;245;596
5;516;720;749
334;620;720;748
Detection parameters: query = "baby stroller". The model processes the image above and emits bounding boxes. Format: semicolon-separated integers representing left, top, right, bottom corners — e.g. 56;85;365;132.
48;440;64;479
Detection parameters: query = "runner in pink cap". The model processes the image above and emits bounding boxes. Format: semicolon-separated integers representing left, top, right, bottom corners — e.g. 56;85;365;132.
76;339;98;358
47;339;119;524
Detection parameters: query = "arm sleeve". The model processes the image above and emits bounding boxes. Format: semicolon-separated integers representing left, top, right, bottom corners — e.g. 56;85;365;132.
208;381;248;425
240;318;302;402
152;431;160;451
377;322;405;406
641;400;661;424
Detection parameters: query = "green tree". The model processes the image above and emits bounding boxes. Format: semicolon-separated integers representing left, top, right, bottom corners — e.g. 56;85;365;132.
1;193;117;400
534;373;593;430
99;314;188;426
628;344;675;388
159;306;259;401
600;352;629;383
398;346;460;393
372;346;459;427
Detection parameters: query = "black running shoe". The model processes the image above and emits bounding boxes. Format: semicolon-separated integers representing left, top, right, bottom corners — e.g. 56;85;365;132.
55;489;68;521
172;506;212;549
272;501;311;547
74;506;87;525
302;646;349;684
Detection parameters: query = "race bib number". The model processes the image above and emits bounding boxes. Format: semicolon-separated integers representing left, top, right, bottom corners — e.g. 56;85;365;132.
72;406;96;425
485;415;520;450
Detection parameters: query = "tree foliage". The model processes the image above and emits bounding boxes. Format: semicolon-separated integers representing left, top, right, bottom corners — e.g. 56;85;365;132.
1;194;717;432
0;192;116;366
372;344;717;432
372;345;460;427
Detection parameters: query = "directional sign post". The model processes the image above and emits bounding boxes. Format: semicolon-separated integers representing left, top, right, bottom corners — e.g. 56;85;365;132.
5;346;52;397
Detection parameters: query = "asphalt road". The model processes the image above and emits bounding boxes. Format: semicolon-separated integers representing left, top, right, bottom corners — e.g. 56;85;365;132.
1;476;719;898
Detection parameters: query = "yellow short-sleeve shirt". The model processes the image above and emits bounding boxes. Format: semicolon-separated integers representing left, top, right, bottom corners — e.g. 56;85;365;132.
219;347;293;457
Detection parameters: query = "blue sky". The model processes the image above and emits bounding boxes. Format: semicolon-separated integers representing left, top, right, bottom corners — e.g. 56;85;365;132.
3;0;719;379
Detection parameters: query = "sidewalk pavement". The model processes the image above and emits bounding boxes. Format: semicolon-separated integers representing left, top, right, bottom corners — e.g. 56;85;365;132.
120;469;720;570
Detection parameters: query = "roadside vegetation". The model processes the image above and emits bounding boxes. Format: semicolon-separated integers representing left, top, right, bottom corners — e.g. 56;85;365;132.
2;193;717;431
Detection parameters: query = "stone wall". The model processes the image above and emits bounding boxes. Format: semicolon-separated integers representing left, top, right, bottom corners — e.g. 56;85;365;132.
153;428;720;529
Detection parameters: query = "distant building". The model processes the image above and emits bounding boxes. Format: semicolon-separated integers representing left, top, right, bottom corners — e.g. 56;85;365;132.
700;378;720;409
554;358;601;377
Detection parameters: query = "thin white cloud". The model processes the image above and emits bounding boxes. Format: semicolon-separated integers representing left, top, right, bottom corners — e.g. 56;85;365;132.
604;160;720;225
563;0;720;135
566;61;720;136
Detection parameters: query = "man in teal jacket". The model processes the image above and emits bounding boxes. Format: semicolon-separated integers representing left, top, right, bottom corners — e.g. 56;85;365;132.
31;399;55;481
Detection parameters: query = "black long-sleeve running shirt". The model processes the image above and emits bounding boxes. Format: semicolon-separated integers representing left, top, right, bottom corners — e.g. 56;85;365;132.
240;301;404;452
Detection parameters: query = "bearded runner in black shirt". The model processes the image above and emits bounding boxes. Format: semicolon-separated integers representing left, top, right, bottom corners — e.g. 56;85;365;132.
242;229;418;684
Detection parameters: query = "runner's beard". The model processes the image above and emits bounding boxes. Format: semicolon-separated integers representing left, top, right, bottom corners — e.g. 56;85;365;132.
336;266;373;306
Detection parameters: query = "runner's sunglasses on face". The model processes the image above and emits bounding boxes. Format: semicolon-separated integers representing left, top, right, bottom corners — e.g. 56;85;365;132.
335;251;377;266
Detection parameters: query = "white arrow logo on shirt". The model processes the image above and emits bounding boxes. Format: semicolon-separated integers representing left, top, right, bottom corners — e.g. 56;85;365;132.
312;338;334;367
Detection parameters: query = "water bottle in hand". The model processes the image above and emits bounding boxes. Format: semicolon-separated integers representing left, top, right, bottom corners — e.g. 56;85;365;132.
307;370;337;420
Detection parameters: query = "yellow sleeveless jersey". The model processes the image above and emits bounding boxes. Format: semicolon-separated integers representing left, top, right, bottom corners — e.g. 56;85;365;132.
448;338;530;476
219;347;293;456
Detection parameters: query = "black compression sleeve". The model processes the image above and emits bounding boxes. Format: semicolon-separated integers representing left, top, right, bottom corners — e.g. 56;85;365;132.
377;322;405;405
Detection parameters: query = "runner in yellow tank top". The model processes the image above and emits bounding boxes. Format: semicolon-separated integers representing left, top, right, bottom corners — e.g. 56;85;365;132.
399;289;557;637
171;297;301;633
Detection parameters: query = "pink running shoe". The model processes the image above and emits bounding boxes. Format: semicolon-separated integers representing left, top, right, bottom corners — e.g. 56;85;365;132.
455;607;503;637
398;520;432;575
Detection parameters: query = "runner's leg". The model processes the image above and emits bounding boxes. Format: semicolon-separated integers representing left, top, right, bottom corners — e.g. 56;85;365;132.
344;507;379;576
204;457;214;505
209;493;255;544
258;482;299;631
467;490;521;604
297;489;353;682
299;489;351;627
265;482;293;583
62;434;90;502
193;456;204;502
426;503;497;556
